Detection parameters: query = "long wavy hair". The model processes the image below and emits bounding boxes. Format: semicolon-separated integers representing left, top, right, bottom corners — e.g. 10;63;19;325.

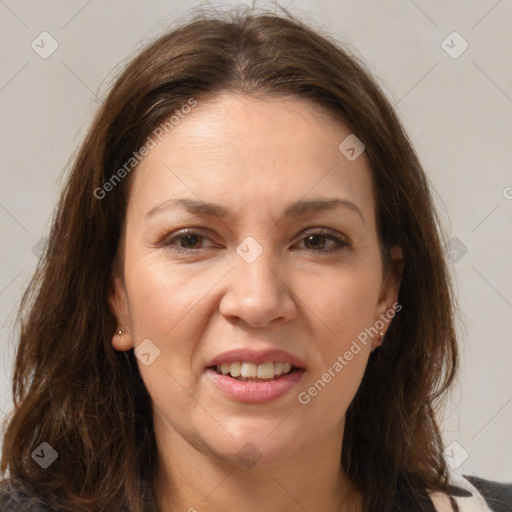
1;6;458;512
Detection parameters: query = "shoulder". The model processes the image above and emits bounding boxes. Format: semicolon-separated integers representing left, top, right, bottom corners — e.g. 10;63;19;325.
0;477;53;512
428;473;512;512
463;474;512;512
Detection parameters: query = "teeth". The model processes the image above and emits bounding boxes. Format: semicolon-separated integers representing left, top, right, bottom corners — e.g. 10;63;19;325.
257;362;274;379
238;362;255;378
215;361;295;380
229;361;241;377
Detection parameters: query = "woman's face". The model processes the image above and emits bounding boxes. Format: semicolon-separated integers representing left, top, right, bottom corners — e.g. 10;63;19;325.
110;92;400;469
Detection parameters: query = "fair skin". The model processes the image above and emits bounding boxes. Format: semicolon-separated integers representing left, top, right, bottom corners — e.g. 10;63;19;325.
110;92;402;512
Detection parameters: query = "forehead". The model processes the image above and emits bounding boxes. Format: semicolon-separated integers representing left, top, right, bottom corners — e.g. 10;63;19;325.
127;92;376;225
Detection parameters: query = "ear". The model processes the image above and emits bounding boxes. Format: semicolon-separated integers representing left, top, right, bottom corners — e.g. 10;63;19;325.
108;275;134;352
371;245;403;351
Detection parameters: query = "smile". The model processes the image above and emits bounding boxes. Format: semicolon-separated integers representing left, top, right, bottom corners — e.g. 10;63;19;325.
205;364;306;403
213;361;297;380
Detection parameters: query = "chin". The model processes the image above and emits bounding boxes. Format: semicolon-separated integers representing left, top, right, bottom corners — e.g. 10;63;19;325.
200;421;305;469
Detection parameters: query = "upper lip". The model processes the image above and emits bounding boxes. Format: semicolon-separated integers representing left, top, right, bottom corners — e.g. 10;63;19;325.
206;348;306;369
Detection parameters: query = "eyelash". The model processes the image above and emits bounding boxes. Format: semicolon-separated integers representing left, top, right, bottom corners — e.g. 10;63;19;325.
160;228;349;255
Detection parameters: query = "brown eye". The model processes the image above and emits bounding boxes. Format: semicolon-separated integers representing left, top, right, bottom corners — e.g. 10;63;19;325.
175;233;203;249
296;230;348;253
303;234;328;250
161;230;215;253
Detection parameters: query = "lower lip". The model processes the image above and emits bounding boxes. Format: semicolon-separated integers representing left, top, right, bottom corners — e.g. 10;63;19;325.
205;368;305;403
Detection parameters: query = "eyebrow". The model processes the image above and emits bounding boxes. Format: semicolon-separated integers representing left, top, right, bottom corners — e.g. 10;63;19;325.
145;197;366;225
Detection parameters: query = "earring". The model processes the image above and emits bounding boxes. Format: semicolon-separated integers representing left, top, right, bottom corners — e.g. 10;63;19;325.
117;328;123;339
372;331;386;353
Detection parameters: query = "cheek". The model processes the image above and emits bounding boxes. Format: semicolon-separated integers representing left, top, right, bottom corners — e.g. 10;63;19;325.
124;256;181;335
295;262;381;409
124;249;214;333
122;250;229;389
305;263;382;347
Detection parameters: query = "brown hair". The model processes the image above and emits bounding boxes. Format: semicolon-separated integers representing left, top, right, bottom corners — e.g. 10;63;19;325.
1;5;458;511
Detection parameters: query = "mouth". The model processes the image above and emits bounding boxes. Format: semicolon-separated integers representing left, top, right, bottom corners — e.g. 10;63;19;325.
204;361;306;403
207;361;304;382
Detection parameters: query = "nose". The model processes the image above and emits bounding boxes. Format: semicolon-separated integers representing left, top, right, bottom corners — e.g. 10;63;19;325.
219;247;297;328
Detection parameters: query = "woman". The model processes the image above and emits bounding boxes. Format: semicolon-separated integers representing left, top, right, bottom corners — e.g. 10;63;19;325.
0;6;510;512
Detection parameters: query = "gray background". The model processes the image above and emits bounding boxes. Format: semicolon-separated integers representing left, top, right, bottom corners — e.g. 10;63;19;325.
1;0;511;481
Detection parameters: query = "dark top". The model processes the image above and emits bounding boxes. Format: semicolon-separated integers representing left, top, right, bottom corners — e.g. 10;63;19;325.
0;474;511;511
465;476;512;511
